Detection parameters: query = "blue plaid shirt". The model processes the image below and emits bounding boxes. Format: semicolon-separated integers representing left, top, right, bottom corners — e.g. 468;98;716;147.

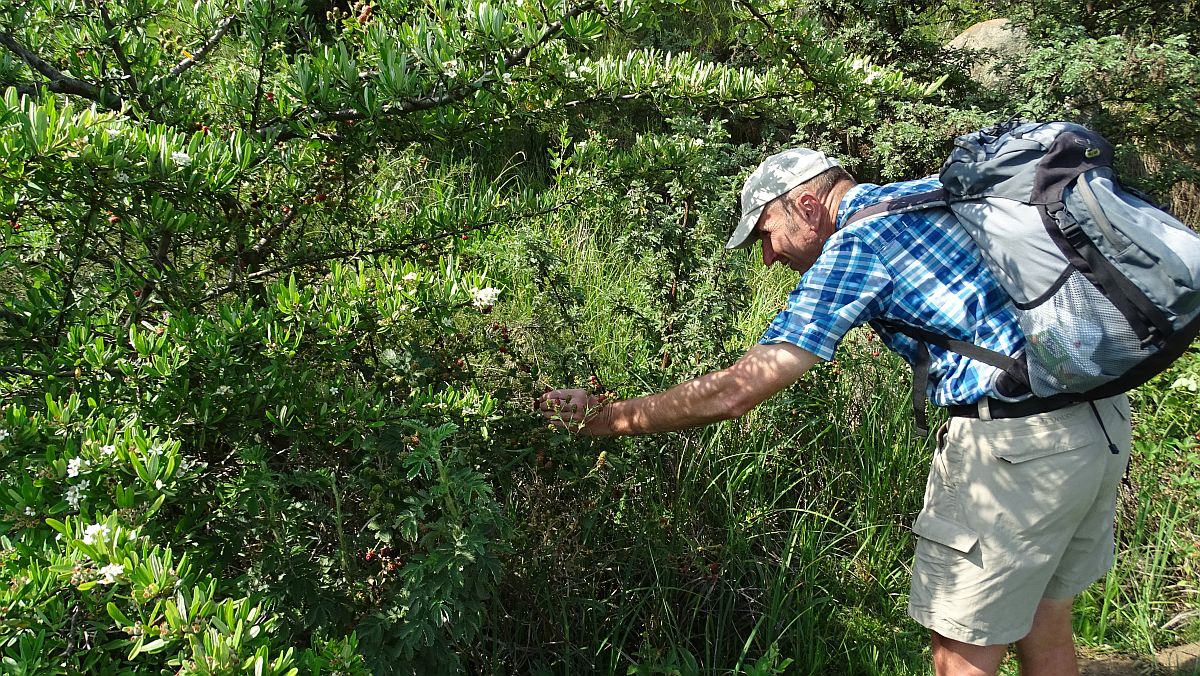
760;178;1026;406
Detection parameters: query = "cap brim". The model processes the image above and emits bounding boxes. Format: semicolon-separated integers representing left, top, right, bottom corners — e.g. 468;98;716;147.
726;204;764;249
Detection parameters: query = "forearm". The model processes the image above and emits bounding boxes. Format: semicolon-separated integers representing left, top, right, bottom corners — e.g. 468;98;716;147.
541;343;818;437
586;369;747;436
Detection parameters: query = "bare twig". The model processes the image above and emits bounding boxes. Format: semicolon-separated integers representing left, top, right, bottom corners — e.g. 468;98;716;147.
168;15;237;77
0;31;126;111
123;230;173;331
53;203;98;346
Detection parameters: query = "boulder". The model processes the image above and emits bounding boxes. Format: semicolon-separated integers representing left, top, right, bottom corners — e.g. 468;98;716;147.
946;18;1029;86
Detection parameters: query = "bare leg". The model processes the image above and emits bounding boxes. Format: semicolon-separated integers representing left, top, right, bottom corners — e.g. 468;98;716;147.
931;631;1008;676
1015;597;1079;676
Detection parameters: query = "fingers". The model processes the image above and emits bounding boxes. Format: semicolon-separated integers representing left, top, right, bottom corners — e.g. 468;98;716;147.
537;389;588;418
536;388;604;431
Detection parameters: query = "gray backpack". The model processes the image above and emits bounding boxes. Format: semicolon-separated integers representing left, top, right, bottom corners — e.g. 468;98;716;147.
847;120;1200;430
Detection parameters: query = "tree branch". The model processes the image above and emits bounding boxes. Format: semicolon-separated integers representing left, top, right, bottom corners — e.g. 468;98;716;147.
0;31;126;111
0;365;123;378
245;206;300;261
192;195;581;306
257;0;599;142
169;15;237;78
731;0;840;96
97;3;148;110
0;80;40;98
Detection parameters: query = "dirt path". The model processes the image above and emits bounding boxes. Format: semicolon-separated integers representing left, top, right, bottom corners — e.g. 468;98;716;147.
1080;642;1200;675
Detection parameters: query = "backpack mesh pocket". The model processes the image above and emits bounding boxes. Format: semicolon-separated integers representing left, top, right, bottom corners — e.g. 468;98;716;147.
1018;270;1145;397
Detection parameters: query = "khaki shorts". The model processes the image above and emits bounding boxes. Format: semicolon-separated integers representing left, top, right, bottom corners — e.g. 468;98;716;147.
907;395;1131;646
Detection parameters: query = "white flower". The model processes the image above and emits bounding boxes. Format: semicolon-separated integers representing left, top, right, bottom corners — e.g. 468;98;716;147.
106;127;121;138
82;523;109;546
115;171;130;182
100;444;116;456
24;507;35;516
65;481;89;509
214;385;231;396
170;151;191;167
154;479;164;490
330;387;340;395
67;457;87;477
469;286;501;310
0;429;9;441
402;272;418;282
97;563;124;584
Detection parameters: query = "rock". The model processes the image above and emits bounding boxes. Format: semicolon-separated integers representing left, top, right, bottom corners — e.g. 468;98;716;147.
945;18;1029;86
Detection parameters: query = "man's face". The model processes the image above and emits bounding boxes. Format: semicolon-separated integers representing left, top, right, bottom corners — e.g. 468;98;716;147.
753;192;826;273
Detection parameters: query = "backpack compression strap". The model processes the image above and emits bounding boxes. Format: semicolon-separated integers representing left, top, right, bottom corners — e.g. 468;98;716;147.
873;319;1031;434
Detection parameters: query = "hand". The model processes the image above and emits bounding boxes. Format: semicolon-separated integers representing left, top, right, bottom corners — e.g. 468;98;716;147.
537;388;609;434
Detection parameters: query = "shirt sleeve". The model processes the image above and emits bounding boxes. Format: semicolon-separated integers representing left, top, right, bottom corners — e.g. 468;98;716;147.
759;235;893;361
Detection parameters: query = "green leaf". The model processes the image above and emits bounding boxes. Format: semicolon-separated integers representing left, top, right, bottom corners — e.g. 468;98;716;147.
107;602;132;626
44;518;70;536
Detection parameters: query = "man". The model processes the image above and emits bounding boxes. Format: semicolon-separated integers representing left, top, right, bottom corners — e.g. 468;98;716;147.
537;148;1131;676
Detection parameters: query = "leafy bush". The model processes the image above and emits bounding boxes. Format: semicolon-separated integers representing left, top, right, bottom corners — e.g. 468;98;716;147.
1;0;1197;672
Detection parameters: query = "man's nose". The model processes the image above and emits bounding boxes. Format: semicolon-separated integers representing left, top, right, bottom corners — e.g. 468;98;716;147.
761;240;777;267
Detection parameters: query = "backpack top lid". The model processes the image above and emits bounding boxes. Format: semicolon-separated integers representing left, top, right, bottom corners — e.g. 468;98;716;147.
939;121;1114;206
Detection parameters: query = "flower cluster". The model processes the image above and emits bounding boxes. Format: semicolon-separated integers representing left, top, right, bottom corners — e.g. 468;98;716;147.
97;563;124;584
83;522;110;546
65;481;89;509
470;286;501;310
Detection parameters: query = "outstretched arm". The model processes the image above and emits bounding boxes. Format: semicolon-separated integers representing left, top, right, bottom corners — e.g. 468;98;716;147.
538;342;819;436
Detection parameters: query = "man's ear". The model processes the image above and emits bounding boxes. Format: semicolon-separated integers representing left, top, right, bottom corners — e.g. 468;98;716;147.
796;192;823;229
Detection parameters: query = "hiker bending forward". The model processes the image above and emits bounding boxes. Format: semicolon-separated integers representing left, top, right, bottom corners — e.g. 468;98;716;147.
538;148;1131;676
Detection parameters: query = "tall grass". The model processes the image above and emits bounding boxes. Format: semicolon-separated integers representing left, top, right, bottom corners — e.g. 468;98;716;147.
486;188;1200;674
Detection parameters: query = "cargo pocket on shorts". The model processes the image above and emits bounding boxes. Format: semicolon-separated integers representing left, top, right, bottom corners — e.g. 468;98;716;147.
977;418;1097;464
912;511;978;554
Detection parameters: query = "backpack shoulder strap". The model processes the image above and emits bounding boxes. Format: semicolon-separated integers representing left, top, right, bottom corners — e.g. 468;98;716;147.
843;188;949;228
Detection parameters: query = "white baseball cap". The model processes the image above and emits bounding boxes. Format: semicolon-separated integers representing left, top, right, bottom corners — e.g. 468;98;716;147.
726;148;840;249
